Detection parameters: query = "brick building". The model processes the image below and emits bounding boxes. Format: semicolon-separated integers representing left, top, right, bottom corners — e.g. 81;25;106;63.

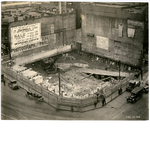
9;13;75;58
1;3;76;60
80;3;148;68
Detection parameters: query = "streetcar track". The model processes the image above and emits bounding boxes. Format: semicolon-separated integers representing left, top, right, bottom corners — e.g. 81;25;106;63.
1;113;17;120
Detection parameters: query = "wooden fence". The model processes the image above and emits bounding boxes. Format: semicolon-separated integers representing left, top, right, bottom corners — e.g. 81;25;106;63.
2;66;135;112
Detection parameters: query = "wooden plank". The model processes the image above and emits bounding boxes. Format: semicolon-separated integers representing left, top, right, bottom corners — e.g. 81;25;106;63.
77;68;129;77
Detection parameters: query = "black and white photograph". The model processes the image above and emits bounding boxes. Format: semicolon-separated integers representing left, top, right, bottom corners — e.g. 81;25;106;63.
1;1;149;121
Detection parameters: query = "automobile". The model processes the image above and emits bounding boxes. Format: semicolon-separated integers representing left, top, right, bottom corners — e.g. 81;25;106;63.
126;80;140;92
134;71;140;78
143;85;149;93
8;80;19;90
25;91;44;102
127;87;144;103
1;74;5;82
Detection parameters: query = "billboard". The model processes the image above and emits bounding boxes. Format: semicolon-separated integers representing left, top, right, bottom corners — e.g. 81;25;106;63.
96;36;108;50
11;23;42;49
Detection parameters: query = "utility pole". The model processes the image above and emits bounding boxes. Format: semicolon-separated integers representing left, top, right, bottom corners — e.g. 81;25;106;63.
140;51;143;80
58;68;61;96
119;60;121;82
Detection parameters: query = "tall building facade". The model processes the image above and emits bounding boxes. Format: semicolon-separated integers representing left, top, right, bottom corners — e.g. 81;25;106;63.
81;3;148;68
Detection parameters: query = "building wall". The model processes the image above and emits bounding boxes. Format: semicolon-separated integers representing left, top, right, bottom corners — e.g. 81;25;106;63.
1;23;10;54
81;4;146;67
9;13;76;58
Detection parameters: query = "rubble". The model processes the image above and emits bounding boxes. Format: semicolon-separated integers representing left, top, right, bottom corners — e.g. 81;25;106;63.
12;52;128;99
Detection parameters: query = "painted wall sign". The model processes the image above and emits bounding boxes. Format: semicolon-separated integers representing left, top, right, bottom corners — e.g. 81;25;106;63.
96;36;108;50
11;34;49;57
11;23;42;49
11;34;59;57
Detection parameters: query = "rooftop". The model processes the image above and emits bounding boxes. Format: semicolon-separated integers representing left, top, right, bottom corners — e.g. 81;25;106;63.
82;2;147;14
2;6;75;23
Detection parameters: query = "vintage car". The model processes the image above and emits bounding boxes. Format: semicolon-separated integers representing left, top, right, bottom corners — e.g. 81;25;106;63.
1;74;5;82
127;87;144;103
126;80;140;92
143;85;149;93
25;91;44;102
8;80;19;90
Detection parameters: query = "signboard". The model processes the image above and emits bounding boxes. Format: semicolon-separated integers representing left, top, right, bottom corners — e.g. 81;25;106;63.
96;36;108;50
11;35;49;57
11;23;42;49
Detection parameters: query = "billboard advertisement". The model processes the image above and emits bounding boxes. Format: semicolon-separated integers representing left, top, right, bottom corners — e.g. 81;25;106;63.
11;23;42;49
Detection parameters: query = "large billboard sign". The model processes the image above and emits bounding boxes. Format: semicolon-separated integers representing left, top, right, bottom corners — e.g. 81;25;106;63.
11;23;42;49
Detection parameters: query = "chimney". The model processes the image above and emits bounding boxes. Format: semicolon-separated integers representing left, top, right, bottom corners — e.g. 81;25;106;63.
59;2;61;14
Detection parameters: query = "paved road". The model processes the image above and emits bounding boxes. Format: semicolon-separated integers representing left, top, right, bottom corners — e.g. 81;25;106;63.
1;78;148;120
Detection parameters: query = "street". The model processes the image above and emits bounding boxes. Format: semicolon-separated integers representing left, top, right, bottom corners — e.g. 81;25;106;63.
1;78;149;120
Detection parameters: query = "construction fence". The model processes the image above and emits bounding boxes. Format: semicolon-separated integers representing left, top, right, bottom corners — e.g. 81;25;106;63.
2;66;135;112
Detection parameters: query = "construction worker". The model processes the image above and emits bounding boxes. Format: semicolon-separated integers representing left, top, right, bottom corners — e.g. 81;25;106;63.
102;96;106;106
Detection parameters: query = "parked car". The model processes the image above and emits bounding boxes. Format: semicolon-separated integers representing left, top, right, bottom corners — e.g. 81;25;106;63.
1;74;5;82
127;87;144;103
126;80;140;92
25;91;44;102
8;80;19;90
143;85;149;93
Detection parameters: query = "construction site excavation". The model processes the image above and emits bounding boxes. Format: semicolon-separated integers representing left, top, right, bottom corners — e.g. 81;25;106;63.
12;51;131;100
1;2;148;116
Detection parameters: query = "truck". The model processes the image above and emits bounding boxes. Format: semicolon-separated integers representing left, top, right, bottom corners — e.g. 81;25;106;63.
126;80;140;92
127;87;144;103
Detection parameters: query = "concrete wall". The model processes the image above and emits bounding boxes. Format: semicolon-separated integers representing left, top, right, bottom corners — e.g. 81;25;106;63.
15;45;72;65
81;4;145;67
9;13;76;58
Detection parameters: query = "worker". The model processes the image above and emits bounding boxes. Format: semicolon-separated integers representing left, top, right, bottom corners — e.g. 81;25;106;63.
102;97;106;106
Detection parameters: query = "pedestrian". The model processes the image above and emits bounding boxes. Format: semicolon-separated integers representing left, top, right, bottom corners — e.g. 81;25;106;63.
102;97;106;107
94;101;97;108
120;87;122;95
71;106;74;112
3;79;5;86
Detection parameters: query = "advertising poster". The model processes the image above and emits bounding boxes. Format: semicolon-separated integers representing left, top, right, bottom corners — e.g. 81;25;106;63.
11;23;42;49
